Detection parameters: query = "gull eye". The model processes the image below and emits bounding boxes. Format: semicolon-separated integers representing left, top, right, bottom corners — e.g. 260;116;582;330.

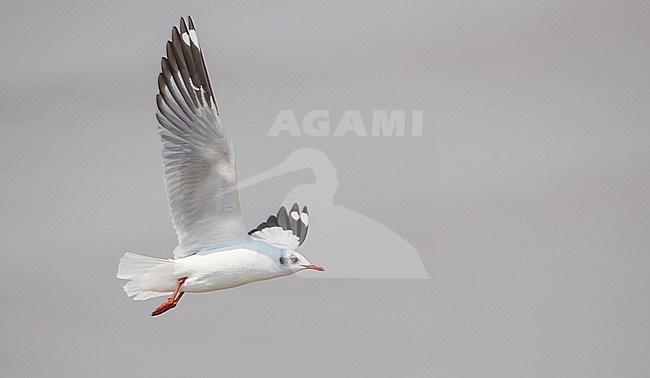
290;256;298;264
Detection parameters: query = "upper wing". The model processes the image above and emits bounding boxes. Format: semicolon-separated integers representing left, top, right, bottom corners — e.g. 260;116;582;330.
156;16;248;258
249;204;309;250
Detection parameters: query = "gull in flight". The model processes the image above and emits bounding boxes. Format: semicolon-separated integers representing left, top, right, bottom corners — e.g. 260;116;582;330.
117;16;324;316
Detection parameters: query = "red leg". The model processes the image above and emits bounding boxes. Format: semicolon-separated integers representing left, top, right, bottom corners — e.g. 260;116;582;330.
172;291;185;305
151;277;187;316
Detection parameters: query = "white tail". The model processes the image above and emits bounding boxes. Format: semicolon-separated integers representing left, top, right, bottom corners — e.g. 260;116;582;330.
117;252;176;300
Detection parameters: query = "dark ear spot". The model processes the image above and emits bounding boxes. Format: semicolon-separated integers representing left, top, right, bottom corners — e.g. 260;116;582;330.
279;257;287;264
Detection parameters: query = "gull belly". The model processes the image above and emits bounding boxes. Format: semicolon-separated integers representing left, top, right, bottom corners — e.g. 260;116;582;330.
174;245;287;293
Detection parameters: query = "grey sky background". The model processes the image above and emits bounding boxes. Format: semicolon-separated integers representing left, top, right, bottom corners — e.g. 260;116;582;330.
1;0;648;376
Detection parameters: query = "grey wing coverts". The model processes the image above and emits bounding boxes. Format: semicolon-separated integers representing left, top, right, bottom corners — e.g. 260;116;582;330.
156;16;247;258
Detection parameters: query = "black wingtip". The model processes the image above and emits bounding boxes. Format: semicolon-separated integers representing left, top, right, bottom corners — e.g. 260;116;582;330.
171;25;180;40
180;17;189;34
188;15;196;30
157;73;166;92
249;204;311;246
277;206;291;231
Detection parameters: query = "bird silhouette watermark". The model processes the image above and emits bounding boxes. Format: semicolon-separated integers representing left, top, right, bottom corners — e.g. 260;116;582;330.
236;147;430;279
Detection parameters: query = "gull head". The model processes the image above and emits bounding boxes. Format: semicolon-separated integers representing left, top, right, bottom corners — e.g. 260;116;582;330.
279;250;325;274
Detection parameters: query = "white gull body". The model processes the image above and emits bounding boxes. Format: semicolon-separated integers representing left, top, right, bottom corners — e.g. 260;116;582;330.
116;16;323;314
122;240;295;297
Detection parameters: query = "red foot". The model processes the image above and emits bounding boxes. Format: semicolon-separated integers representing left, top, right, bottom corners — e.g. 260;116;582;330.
151;277;187;316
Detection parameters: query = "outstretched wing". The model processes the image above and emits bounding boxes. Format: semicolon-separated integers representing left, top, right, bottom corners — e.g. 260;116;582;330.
249;204;310;250
156;16;248;258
